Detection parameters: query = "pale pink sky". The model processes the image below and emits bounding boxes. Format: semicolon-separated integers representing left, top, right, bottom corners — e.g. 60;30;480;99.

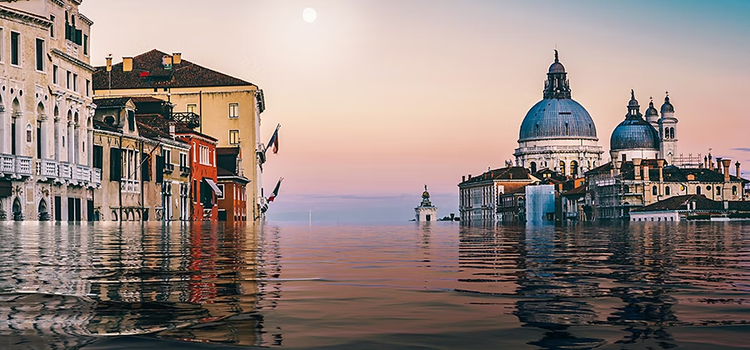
81;1;750;219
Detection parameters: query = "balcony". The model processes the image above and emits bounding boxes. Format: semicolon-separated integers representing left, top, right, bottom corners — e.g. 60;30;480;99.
171;112;201;129
36;159;59;181
164;163;174;174
179;166;190;177
0;154;33;179
121;179;140;193
40;160;101;187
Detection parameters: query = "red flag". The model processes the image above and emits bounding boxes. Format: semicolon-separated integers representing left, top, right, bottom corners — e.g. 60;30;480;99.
267;177;283;202
267;125;279;154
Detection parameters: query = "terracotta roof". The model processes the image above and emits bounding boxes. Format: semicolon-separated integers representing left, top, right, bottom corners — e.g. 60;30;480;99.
135;115;172;139
562;185;587;197
631;194;750;212
94;97;131;108
93;119;119;132
460;166;532;185
92;49;256;90
131;96;166;103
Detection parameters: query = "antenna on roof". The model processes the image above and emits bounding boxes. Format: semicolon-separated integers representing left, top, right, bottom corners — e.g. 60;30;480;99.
106;54;113;95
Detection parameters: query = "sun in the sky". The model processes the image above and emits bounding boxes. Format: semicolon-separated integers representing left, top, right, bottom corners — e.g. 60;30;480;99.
303;8;317;23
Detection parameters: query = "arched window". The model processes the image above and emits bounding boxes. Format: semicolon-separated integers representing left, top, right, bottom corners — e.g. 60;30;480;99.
652;185;658;196
697;186;702;195
733;186;738;196
665;186;671;195
559;161;565;176
570;160;578;177
716;187;721;196
623;185;630;193
530;161;537;173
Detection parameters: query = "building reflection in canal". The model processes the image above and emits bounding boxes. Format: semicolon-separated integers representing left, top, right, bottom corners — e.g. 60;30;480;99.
0;222;269;349
455;222;747;349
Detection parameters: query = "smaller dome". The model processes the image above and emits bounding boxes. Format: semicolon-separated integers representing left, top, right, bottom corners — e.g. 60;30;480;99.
422;191;430;199
610;118;660;151
548;61;565;74
645;100;658;117
661;95;674;114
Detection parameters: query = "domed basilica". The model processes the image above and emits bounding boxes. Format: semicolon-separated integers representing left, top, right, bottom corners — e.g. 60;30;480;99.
514;51;678;175
514;51;603;176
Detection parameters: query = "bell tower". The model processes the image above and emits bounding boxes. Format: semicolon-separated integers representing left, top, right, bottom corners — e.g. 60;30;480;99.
659;92;678;164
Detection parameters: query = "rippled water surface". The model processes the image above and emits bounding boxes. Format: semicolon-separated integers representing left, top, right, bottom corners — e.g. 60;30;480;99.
1;222;749;349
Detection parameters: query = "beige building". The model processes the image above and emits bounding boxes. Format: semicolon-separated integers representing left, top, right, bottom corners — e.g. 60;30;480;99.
587;158;747;220
92;50;266;221
92;97;162;221
458;167;537;223
0;0;99;221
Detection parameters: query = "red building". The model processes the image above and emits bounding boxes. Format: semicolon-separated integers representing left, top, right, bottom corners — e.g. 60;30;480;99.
175;127;221;221
216;147;250;222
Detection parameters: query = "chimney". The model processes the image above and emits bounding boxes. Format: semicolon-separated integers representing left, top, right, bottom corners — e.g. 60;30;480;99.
709;154;714;170
633;158;642;180
722;159;731;182
168;122;176;139
716;158;723;174
122;57;133;72
703;156;708;169
162;55;173;69
736;161;741;178
468;174;472;180
643;164;650;182
106;55;112;72
657;159;665;182
172;52;182;65
462;175;466;182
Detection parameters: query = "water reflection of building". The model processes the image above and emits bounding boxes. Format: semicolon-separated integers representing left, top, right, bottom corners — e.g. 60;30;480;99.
513;226;606;348
605;224;678;348
0;223;264;348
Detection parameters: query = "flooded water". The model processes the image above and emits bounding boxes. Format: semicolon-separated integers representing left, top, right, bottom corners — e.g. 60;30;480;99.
1;222;749;349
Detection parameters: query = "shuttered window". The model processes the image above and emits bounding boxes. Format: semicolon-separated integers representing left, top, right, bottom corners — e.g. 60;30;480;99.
93;145;103;169
110;148;121;181
142;153;151;182
156;155;164;183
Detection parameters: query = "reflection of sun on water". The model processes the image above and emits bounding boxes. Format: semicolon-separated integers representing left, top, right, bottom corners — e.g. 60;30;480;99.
303;8;316;23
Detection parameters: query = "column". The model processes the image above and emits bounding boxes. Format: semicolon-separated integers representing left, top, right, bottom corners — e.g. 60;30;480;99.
39;115;49;159
74;124;80;165
67;121;74;163
54;118;60;160
0;107;5;154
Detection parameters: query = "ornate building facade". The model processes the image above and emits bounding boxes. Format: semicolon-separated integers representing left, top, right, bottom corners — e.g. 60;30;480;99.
0;1;99;221
514;51;603;177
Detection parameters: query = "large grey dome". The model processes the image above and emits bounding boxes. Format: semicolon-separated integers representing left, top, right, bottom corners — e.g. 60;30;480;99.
519;99;598;141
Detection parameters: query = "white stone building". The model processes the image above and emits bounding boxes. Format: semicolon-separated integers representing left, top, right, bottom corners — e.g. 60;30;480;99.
0;0;98;221
514;50;603;176
415;185;437;222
